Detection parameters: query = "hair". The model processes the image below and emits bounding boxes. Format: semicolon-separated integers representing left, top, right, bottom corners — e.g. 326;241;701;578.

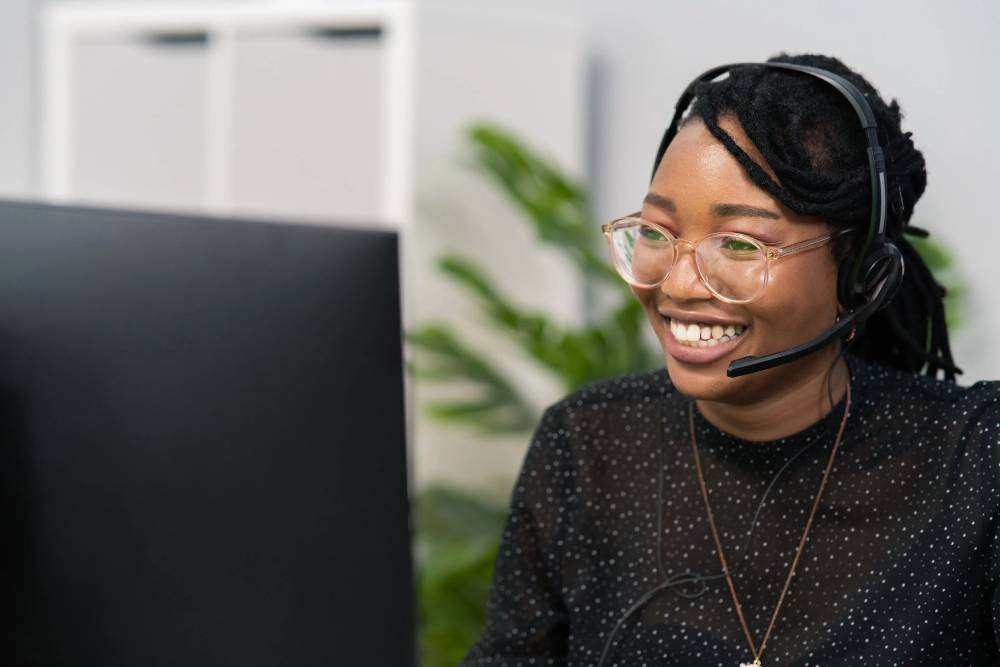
674;52;962;382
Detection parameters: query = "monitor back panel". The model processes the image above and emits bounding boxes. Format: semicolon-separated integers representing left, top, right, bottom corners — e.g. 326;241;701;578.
1;201;413;667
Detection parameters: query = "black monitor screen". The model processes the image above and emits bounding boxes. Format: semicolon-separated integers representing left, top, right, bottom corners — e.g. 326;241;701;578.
2;200;413;667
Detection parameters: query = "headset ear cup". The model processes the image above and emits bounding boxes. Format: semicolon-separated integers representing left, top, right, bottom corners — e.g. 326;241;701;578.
837;241;904;313
867;242;904;311
854;242;904;312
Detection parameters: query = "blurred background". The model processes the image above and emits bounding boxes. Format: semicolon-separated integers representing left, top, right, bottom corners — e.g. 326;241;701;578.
1;0;997;664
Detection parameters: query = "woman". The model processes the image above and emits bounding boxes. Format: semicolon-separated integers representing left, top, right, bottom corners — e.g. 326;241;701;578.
460;52;1000;666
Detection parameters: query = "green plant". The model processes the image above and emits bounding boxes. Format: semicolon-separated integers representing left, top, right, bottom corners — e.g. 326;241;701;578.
406;122;968;667
413;485;510;667
406;125;661;438
909;233;967;333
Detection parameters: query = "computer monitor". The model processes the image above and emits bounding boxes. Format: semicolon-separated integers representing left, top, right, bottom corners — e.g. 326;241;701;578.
2;200;414;667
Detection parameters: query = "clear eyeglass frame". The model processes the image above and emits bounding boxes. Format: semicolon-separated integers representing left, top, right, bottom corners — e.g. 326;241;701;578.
601;212;855;304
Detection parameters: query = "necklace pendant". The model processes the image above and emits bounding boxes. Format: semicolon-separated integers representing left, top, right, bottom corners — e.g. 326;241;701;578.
740;660;761;667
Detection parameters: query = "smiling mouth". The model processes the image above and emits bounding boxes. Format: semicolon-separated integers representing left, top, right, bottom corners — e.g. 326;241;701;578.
665;316;749;348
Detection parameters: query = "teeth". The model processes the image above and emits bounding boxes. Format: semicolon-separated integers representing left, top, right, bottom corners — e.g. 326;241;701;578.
670;318;746;347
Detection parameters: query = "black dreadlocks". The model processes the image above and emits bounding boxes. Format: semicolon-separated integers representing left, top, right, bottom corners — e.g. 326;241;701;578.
675;52;962;382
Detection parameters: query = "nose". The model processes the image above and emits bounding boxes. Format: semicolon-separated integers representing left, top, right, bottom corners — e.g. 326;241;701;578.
660;239;713;301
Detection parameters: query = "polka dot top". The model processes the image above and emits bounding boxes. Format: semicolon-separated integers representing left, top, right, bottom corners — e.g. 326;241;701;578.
460;349;1000;666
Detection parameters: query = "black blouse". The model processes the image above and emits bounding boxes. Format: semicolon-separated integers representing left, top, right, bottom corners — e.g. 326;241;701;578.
460;350;1000;666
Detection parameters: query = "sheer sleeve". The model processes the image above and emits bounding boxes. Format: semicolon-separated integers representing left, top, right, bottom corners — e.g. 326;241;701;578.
993;528;1000;656
981;401;1000;655
459;402;575;666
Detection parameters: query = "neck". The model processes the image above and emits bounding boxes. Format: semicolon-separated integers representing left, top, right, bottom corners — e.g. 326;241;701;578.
695;348;850;442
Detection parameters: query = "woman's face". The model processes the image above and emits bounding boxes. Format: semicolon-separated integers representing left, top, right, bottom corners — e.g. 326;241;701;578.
632;114;844;404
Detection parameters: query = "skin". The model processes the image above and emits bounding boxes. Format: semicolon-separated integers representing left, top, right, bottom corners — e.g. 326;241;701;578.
631;113;850;442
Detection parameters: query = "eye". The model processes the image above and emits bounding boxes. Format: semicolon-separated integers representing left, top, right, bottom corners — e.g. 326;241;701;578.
721;236;759;252
638;224;669;242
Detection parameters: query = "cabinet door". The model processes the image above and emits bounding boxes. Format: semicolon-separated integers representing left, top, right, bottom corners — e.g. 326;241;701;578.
229;27;384;224
70;33;209;211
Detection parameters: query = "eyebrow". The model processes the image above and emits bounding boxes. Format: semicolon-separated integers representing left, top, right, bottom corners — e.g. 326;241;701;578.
643;192;781;220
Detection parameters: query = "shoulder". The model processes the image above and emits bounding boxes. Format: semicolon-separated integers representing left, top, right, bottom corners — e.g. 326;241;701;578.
515;367;675;497
885;359;1000;426
546;365;677;419
526;366;678;462
952;378;1000;443
853;353;1000;460
851;351;1000;414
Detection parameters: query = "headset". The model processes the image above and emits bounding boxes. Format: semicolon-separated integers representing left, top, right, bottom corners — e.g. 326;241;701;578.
649;61;907;379
595;61;907;666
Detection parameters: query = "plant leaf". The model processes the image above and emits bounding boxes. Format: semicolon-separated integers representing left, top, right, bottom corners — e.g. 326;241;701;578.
405;325;538;434
465;122;620;284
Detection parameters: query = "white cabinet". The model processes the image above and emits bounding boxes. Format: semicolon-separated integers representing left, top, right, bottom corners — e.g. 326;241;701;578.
39;2;414;229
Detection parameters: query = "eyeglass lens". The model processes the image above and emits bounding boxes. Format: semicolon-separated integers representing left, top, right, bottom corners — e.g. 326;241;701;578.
608;220;767;302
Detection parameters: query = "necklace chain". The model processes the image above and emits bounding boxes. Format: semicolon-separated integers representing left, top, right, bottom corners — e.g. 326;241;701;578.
688;379;851;667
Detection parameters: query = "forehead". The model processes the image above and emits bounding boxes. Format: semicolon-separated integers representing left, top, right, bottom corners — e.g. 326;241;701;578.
645;119;836;237
645;115;816;233
653;115;783;195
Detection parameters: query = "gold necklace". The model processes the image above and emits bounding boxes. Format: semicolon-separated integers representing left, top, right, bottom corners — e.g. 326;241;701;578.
687;378;851;667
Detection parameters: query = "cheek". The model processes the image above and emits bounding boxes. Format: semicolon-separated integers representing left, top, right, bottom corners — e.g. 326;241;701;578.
630;285;670;332
751;259;839;325
629;284;658;308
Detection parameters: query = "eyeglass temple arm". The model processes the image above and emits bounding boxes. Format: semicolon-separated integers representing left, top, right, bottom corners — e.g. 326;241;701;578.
770;228;854;259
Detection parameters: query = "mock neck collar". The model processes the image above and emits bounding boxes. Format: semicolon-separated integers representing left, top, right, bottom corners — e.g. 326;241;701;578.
683;350;874;468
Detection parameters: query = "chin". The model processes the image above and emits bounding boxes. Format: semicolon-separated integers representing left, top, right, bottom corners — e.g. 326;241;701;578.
663;353;747;401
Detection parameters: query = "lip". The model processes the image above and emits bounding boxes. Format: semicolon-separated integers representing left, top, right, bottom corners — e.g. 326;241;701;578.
662;314;752;365
657;308;748;328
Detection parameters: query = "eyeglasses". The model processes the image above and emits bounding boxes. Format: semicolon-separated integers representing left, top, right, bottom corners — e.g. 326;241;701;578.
601;213;853;304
